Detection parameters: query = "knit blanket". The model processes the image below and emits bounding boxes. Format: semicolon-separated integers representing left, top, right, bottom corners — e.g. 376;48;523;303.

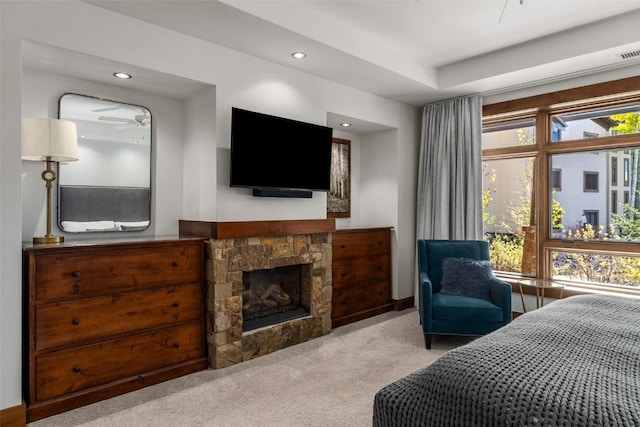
373;294;640;427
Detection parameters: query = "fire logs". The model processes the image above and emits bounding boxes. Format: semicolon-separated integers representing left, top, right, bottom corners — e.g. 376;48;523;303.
242;284;292;311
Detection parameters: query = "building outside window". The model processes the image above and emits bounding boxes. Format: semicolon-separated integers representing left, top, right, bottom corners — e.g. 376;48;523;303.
612;157;618;186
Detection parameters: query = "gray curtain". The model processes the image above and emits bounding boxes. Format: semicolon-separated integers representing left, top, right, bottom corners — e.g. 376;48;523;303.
416;95;483;240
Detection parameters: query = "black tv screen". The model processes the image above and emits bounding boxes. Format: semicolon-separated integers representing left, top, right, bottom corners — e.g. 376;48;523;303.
230;108;333;193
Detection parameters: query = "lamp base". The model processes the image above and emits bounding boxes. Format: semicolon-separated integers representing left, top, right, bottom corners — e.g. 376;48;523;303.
33;235;64;244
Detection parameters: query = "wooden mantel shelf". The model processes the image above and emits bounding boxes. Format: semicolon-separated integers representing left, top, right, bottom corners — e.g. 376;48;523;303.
178;219;336;239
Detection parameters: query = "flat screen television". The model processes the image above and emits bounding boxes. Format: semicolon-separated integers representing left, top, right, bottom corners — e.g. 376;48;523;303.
230;107;333;197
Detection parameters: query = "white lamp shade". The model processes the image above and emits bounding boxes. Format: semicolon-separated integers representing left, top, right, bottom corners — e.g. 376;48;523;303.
22;118;79;162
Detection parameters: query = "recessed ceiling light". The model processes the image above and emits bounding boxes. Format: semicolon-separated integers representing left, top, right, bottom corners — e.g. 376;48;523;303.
291;52;307;59
340;122;352;127
113;72;132;79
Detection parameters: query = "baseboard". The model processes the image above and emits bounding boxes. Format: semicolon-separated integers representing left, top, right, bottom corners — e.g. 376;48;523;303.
393;297;414;311
0;402;26;427
332;304;394;328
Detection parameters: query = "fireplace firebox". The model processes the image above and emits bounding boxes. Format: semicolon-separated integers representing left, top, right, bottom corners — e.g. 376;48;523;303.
242;264;311;332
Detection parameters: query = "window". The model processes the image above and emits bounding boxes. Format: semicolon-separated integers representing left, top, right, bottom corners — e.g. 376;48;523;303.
552;169;562;190
584;172;599;192
483;76;640;293
482;157;535;275
549;102;640;143
624;158;630;186
482;120;536;149
551;251;640;289
583;210;599;231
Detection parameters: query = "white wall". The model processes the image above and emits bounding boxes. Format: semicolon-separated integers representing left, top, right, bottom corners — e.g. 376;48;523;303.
61;141;151;188
183;88;217;221
1;0;419;409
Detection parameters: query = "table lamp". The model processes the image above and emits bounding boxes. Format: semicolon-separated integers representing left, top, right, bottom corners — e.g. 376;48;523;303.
22;118;78;244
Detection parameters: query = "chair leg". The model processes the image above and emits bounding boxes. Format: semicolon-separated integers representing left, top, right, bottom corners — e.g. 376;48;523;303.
424;333;432;349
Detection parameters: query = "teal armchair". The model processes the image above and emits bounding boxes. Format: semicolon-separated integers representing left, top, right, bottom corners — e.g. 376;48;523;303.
418;239;512;349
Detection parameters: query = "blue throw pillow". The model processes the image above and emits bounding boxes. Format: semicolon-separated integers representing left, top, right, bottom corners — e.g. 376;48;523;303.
439;257;493;301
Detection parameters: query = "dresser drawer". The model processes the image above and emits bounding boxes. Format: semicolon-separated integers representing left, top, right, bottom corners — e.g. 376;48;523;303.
33;243;202;300
332;254;391;290
331;281;391;319
35;322;203;401
332;230;390;260
35;284;203;351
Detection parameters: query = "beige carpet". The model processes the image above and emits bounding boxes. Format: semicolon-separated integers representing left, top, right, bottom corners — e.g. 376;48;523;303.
29;309;472;427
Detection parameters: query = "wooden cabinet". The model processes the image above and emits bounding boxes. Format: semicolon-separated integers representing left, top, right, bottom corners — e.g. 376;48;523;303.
332;228;393;328
23;238;208;422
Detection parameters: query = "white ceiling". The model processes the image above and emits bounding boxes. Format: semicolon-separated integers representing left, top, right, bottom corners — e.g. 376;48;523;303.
81;0;640;106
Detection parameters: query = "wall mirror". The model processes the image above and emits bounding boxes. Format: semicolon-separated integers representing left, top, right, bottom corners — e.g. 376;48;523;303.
58;93;152;233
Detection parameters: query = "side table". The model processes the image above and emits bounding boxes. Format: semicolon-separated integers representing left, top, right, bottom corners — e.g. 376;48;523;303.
516;278;565;313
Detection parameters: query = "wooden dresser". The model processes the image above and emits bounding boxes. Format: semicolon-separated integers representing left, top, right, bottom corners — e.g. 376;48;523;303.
331;227;393;328
23;237;208;422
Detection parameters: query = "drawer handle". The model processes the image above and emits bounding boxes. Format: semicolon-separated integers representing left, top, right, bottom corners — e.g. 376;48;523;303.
72;318;80;325
72;366;81;373
172;261;179;267
173;342;180;348
72;271;80;278
172;302;180;308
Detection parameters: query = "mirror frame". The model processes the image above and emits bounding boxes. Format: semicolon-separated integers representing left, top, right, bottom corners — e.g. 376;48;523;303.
57;93;152;233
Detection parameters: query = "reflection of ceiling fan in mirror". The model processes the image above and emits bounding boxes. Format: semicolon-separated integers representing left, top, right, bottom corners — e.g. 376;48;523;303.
98;113;151;129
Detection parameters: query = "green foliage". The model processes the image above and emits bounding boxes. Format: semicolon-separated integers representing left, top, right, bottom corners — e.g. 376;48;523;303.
552;250;640;287
489;235;523;273
551;190;564;230
482;165;496;228
611;204;640;241
611;113;640;134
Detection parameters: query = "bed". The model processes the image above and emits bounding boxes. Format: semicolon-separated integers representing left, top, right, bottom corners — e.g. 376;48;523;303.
373;294;640;426
58;185;150;232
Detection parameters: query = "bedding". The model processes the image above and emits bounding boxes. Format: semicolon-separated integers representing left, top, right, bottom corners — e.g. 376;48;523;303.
373;294;640;427
60;220;150;232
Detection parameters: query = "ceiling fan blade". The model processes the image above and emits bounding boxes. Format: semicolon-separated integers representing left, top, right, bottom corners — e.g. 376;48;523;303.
98;115;133;123
93;106;120;112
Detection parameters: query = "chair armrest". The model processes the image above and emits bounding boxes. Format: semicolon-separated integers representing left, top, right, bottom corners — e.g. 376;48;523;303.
488;277;512;324
419;272;433;331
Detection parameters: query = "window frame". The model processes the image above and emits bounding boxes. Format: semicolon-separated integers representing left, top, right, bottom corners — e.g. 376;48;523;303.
482;75;640;295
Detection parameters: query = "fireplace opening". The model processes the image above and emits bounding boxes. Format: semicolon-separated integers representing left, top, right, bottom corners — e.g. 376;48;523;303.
242;264;311;332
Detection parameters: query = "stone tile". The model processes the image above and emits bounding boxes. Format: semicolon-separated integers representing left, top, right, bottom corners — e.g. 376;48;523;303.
214;282;232;299
212;342;242;369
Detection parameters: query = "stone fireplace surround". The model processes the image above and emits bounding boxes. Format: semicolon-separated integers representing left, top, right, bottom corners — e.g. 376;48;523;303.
179;219;334;369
